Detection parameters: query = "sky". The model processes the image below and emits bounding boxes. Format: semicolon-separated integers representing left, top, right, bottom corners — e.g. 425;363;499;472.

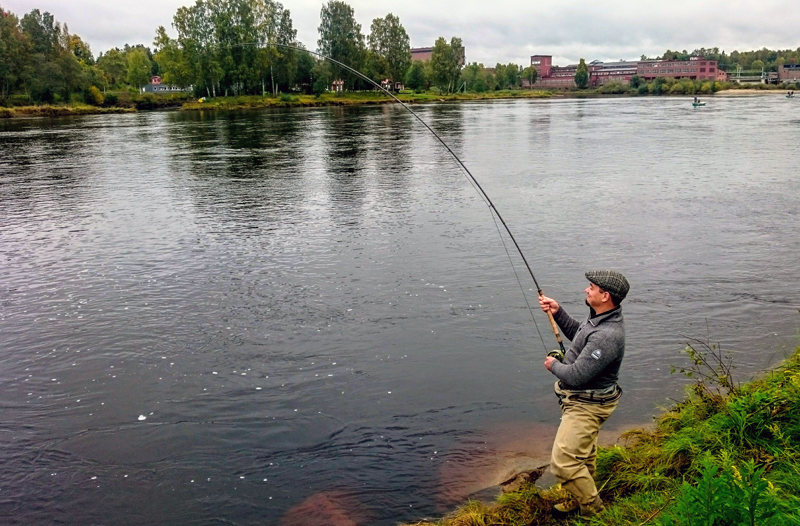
3;0;799;66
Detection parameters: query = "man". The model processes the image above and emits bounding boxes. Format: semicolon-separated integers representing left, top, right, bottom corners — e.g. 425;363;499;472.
539;270;629;518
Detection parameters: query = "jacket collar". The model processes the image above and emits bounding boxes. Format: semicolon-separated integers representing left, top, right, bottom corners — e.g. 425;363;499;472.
588;306;622;327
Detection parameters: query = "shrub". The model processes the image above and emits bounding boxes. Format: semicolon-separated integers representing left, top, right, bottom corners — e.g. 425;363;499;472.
637;83;649;95
8;94;30;106
103;93;119;106
86;86;104;106
663;457;785;526
279;93;294;102
596;81;629;94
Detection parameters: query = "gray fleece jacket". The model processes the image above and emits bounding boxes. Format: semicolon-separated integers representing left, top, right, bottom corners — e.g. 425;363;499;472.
549;305;625;390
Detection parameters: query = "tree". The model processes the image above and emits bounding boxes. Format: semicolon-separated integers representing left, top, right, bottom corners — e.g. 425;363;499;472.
430;36;463;93
126;48;152;89
405;60;426;91
0;8;29;100
367;13;410;85
317;0;365;90
68;35;93;65
751;59;764;71
97;48;128;87
521;65;537;87
574;58;589;89
153;26;192;88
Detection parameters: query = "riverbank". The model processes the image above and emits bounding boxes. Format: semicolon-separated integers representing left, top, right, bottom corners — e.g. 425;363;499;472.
179;90;553;111
1;87;793;119
0;104;135;118
405;345;800;526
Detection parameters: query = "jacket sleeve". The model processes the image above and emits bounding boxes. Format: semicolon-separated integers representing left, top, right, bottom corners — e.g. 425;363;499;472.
553;306;580;341
549;331;622;387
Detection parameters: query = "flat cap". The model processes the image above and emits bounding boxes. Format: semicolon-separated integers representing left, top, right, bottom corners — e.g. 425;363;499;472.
586;270;630;302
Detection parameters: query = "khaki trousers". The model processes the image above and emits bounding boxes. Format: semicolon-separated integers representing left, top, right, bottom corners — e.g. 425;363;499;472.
550;385;618;506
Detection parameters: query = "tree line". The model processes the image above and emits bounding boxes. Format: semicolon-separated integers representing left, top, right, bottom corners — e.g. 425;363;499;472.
4;0;800;106
649;47;800;73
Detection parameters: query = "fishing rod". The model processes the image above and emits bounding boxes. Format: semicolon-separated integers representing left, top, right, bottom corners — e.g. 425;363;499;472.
232;42;566;356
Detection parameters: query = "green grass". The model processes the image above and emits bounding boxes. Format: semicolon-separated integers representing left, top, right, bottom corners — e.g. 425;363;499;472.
180;89;552;111
404;346;800;526
0;104;135;118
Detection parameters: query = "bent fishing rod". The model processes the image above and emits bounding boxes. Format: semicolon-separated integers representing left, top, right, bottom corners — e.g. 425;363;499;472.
232;42;566;356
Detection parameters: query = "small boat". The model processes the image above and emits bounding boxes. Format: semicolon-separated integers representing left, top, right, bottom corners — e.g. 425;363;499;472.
788;95;795;99
692;102;706;107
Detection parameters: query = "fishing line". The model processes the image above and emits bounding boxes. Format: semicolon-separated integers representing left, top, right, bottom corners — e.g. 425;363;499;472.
227;42;564;354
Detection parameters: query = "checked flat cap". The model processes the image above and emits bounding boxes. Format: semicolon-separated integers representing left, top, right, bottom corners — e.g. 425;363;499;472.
586;270;630;302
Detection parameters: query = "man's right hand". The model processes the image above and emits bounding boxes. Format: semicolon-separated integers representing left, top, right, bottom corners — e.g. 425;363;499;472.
539;295;559;314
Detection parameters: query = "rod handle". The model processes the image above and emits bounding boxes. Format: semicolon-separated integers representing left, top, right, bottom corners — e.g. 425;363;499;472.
539;290;565;352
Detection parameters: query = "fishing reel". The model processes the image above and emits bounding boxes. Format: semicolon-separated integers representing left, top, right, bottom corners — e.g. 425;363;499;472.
547;349;564;362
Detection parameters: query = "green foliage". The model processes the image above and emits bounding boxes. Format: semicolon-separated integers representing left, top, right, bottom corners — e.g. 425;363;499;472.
430;36;463;93
367;13;410;84
405;60;427;91
574;58;589;88
521;65;537;87
596;81;630;94
85;85;103;105
126;48;152;89
459;62;492;92
664;457;784;526
318;0;365;90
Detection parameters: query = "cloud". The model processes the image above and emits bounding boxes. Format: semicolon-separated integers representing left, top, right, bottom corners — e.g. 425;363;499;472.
3;0;798;64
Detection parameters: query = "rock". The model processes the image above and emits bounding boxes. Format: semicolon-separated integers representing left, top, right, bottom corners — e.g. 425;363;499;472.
500;464;549;493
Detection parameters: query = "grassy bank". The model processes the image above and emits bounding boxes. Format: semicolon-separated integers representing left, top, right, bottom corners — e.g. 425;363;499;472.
180;90;552;111
0;104;135;118
406;345;800;526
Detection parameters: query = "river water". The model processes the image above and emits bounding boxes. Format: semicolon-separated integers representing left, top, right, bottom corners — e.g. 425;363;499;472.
1;96;799;525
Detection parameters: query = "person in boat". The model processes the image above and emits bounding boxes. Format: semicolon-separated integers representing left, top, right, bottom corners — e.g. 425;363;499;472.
539;270;629;519
694;96;698;103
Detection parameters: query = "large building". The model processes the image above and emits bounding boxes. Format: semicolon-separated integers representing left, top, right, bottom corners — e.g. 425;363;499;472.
410;47;433;62
530;55;579;88
637;57;726;82
530;55;727;88
411;46;465;65
778;63;800;83
591;60;638;85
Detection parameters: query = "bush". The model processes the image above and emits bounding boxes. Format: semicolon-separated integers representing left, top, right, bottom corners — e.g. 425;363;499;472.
596;81;629;94
637;83;649;95
663;457;785;526
8;94;31;106
279;93;294;102
86;86;104;106
103;93;119;106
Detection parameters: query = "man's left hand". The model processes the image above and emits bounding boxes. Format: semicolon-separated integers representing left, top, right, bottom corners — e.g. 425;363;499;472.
544;356;557;371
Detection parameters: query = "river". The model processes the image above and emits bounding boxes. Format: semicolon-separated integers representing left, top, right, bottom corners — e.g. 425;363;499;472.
1;96;799;525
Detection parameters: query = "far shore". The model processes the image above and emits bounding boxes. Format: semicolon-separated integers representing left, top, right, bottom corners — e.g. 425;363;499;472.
1;87;795;119
714;88;796;96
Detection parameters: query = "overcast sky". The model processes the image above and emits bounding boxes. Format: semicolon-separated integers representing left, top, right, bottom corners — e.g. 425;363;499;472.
3;0;799;66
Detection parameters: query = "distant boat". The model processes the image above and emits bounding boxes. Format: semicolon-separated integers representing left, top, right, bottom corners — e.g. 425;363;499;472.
787;94;795;99
692;102;706;107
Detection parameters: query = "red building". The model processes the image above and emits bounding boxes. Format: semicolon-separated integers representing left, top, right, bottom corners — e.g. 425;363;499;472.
411;46;465;65
591;60;638;85
530;55;727;88
778;63;800;83
637;57;726;82
410;47;433;62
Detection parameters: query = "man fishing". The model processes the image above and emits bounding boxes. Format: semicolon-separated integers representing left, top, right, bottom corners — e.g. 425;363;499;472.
538;270;629;518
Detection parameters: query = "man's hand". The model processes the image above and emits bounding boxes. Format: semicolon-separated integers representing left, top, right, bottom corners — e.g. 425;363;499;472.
539;295;559;314
544;356;557;371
